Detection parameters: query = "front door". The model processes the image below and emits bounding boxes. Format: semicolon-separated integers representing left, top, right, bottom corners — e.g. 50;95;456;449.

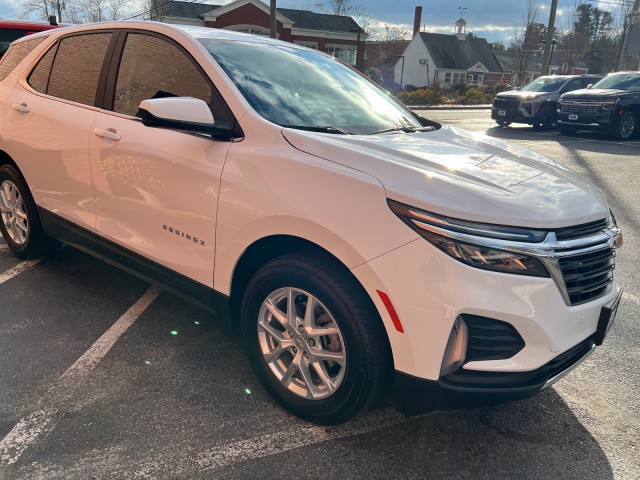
89;32;234;289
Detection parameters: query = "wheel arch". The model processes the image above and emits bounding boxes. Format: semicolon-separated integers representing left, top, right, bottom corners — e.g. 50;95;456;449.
0;150;20;171
228;234;391;359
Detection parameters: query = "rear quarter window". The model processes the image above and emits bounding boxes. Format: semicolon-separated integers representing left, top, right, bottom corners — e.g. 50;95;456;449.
0;37;45;82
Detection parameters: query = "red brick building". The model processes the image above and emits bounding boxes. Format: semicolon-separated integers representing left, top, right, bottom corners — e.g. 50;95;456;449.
159;0;367;68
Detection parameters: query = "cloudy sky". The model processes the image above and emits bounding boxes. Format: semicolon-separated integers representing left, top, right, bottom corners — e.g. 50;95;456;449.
0;0;629;44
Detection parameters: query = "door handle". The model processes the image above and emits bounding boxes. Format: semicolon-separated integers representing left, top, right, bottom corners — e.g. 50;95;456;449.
11;103;30;113
93;128;121;142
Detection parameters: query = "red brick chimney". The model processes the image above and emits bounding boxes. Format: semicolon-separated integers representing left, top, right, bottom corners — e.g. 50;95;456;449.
413;6;422;37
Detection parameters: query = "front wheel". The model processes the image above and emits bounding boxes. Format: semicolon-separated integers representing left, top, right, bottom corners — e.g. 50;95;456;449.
0;164;53;259
611;112;637;140
241;253;392;425
532;105;556;131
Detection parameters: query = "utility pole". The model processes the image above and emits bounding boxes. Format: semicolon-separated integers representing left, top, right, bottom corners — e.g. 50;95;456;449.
618;0;640;70
50;0;63;22
540;0;558;75
270;0;277;38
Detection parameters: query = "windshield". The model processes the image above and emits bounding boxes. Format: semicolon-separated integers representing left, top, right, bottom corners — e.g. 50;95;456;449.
197;39;421;135
521;77;567;93
592;73;640;91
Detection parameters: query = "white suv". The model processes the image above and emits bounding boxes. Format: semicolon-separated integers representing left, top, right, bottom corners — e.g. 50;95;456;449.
0;22;623;424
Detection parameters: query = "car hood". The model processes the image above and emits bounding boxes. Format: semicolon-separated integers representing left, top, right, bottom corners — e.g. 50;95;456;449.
282;126;609;229
496;91;549;101
562;88;631;99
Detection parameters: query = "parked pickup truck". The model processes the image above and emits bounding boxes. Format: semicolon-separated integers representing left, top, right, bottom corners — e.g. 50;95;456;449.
0;23;624;425
492;75;603;130
557;71;640;140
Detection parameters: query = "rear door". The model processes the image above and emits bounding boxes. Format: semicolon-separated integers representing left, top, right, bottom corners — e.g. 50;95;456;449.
3;32;113;229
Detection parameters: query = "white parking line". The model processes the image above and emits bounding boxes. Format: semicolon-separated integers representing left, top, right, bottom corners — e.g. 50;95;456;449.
0;286;160;466
194;408;409;473
0;259;43;286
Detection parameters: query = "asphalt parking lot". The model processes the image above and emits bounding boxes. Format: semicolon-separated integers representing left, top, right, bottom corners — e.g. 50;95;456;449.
1;109;639;479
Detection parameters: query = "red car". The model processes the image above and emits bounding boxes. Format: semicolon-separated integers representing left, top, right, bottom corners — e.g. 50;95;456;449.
0;19;61;57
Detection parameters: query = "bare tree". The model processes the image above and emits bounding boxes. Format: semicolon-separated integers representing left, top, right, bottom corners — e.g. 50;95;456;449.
363;24;409;76
20;0;53;21
315;0;367;26
509;0;541;80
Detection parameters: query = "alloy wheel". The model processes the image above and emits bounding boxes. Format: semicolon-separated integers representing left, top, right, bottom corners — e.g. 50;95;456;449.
257;287;346;400
619;115;635;139
0;180;29;245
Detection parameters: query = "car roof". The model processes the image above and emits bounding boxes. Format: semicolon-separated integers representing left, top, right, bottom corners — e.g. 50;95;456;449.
15;21;300;49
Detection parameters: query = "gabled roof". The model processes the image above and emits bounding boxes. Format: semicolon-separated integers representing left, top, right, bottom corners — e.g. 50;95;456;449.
419;32;502;72
277;8;363;33
163;1;221;18
163;1;363;33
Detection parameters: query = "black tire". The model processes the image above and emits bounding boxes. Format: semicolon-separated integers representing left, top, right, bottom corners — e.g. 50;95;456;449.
558;126;576;136
0;164;54;259
532;105;556;131
610;112;637;140
240;252;392;425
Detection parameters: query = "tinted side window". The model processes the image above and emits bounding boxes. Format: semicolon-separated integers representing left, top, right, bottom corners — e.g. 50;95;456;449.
562;79;582;93
28;42;57;92
47;33;111;106
114;33;212;117
0;37;45;82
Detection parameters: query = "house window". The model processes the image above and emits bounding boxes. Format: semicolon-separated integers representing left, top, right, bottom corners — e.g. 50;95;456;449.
445;72;451;84
452;72;466;84
467;72;484;85
326;45;356;66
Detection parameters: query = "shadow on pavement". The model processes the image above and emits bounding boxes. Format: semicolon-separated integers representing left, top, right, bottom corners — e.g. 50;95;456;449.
5;286;615;480
486;125;640;156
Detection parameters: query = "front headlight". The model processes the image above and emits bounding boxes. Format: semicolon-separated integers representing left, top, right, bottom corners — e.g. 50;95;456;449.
388;200;550;278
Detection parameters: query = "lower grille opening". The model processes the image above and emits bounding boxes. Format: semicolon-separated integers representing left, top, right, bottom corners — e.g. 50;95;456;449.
462;315;525;362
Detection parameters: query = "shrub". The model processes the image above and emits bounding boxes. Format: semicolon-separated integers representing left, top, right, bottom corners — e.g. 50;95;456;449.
396;88;445;106
459;87;492;105
403;84;418;92
493;82;511;94
364;67;382;84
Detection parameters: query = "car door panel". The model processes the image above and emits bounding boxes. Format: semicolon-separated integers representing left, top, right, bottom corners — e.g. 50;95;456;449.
85;31;237;286
89;113;229;287
2;31;113;229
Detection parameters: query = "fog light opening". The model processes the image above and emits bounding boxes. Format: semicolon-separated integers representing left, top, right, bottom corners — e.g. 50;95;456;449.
440;316;468;376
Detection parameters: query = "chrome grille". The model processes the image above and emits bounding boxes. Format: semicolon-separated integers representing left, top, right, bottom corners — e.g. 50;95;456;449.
554;218;608;240
493;98;520;110
558;247;615;305
559;102;602;114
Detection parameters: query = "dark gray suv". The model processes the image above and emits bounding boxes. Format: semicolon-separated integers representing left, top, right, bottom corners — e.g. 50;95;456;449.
492;75;603;130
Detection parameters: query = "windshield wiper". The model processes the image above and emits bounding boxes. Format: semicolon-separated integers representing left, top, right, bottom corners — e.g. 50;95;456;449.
280;125;354;135
369;125;435;135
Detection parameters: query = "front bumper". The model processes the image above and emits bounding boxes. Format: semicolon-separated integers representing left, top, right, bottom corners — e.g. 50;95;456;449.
352;236;622;411
557;111;614;131
395;335;596;414
491;107;533;124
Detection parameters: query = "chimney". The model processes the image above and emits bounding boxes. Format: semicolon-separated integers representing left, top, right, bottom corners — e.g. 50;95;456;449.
413;6;422;37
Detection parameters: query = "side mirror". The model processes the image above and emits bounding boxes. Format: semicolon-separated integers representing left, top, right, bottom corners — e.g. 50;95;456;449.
138;97;233;140
587;84;593;89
